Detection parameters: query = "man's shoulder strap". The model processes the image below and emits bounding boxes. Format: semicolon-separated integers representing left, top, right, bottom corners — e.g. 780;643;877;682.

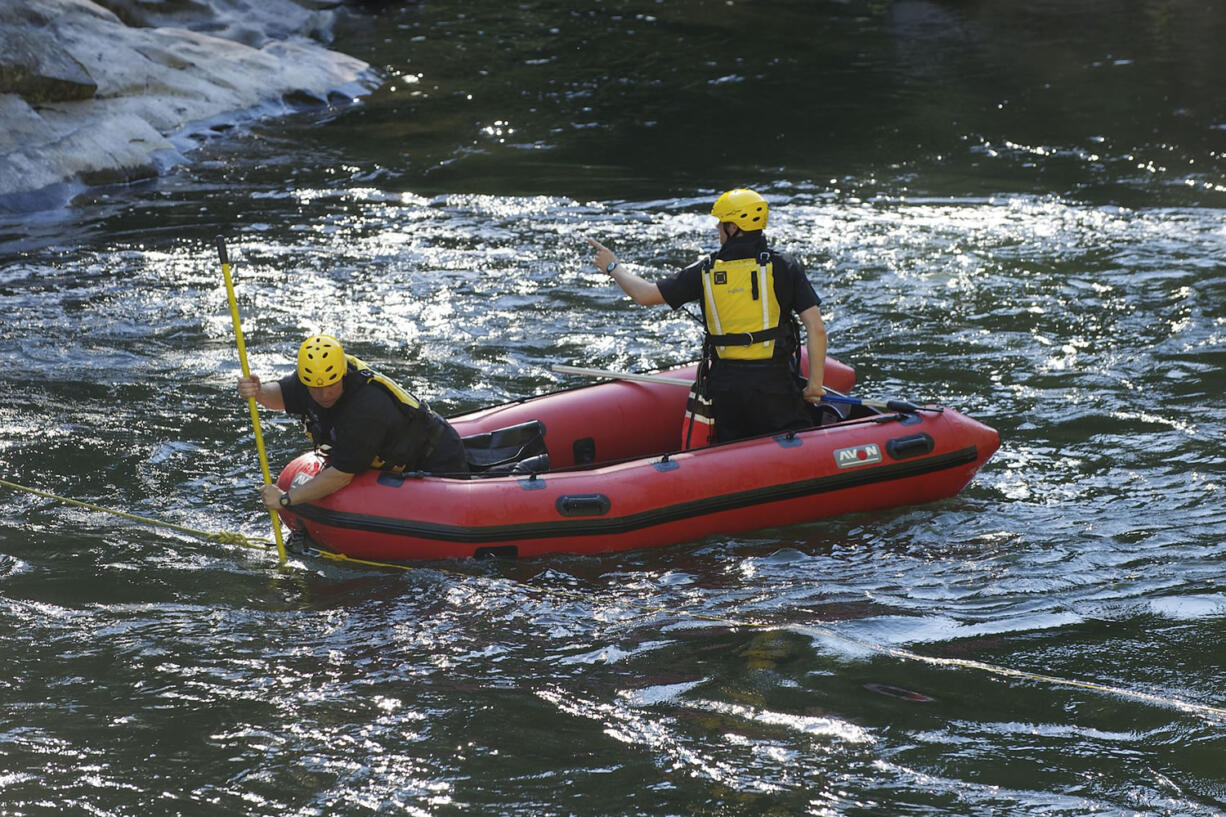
345;354;424;411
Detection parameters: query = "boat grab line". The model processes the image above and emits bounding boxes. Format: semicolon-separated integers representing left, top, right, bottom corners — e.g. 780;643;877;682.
289;447;983;544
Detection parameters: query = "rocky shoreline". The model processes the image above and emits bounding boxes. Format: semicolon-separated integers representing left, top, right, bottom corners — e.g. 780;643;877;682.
0;0;376;212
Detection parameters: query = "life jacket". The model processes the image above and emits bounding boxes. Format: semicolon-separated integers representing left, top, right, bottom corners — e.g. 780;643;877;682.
303;354;447;471
701;251;786;360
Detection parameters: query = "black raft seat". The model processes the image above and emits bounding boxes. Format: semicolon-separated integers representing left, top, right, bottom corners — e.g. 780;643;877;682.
461;420;550;477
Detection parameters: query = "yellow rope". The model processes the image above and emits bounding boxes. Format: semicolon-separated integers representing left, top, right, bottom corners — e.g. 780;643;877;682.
0;477;272;552
313;548;417;571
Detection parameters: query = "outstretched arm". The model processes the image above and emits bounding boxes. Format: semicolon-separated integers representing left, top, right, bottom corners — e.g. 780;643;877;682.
587;238;666;306
798;305;827;403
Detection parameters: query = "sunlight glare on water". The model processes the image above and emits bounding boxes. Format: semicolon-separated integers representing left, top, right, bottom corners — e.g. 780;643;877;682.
4;0;1226;813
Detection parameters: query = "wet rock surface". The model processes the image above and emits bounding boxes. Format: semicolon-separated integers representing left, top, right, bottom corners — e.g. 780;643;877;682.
0;0;374;211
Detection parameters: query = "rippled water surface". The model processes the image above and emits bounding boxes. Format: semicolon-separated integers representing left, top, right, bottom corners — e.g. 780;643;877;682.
3;1;1226;814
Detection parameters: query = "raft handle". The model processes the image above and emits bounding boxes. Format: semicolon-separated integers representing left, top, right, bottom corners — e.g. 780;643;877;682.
556;493;611;517
475;545;519;560
886;433;935;460
572;437;596;465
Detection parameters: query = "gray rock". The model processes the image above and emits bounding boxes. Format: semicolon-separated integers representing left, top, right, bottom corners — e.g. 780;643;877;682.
93;0;338;47
0;0;374;211
0;24;98;103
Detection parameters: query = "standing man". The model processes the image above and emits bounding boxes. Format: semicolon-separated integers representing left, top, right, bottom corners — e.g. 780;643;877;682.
588;188;827;443
237;334;468;511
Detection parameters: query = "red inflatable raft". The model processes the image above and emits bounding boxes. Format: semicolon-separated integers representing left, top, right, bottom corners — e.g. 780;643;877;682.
273;357;1000;562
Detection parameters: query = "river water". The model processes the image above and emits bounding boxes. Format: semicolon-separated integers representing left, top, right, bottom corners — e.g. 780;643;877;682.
3;1;1226;814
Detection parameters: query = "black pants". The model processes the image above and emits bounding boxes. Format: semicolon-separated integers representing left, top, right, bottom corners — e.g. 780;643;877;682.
421;422;470;475
708;359;812;443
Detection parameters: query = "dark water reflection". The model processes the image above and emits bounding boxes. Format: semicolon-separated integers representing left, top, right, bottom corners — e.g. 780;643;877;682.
3;0;1226;814
289;0;1226;205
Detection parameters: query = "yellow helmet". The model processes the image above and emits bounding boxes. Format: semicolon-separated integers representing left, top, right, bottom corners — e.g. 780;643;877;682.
297;334;347;387
710;188;768;231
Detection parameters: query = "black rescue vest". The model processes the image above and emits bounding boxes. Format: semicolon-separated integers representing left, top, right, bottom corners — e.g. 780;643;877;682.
303;354;449;471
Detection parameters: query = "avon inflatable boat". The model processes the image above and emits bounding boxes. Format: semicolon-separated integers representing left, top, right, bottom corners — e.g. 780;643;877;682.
273;357;999;562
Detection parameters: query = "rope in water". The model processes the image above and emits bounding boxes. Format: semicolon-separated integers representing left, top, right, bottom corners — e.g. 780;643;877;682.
0;477;272;551
5;475;1222;721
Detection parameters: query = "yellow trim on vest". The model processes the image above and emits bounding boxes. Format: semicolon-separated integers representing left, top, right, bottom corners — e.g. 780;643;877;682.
702;256;781;360
347;354;422;409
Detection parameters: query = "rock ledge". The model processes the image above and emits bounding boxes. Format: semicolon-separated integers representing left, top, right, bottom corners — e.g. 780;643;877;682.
0;0;374;212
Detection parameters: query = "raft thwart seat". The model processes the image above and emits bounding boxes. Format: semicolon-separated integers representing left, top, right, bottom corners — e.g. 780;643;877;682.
462;420;549;476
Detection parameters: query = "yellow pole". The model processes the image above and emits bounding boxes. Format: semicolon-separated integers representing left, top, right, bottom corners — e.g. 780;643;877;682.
217;236;287;564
